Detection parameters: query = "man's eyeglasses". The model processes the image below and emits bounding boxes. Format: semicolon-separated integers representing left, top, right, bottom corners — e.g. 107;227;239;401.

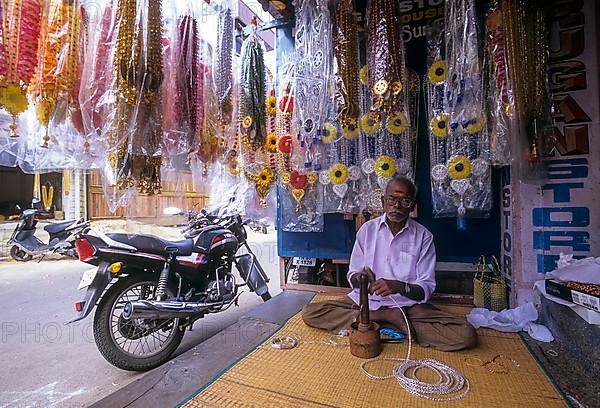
383;195;415;208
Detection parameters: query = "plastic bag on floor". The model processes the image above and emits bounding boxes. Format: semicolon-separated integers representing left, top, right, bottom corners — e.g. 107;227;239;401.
467;302;554;342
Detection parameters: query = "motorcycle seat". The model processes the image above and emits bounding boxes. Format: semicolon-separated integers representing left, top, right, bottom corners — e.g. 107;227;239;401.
106;233;194;256
44;220;78;234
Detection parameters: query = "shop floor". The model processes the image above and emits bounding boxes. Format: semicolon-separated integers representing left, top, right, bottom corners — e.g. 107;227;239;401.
180;295;568;408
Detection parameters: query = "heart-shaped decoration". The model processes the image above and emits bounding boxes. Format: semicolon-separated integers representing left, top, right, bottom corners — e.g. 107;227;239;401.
290;171;308;189
291;188;305;203
450;179;471;196
278;135;293;154
333;183;348;198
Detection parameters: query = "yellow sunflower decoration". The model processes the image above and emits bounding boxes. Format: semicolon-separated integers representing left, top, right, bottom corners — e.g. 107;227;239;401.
360;65;369;85
266;133;278;152
463;112;486;134
242;116;253;129
430;114;449;138
428;60;446;84
448;156;472;179
266;95;277;115
375;156;396;178
341;117;359;139
256;169;275;187
360;113;381;135
0;84;29;115
328;163;348;184
322;123;337;144
387;112;408;135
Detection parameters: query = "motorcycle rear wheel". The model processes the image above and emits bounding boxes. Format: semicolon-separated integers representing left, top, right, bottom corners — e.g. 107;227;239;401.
10;245;33;262
93;273;185;371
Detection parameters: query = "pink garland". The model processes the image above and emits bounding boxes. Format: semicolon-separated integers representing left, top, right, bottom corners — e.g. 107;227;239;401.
91;5;114;129
0;1;7;78
17;0;41;84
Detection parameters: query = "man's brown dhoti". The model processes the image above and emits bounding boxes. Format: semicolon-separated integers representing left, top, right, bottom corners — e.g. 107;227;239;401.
302;297;477;352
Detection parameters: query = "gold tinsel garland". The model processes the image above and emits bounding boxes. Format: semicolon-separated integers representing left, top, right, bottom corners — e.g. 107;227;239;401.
109;0;163;194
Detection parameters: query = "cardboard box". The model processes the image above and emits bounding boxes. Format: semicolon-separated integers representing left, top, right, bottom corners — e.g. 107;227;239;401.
545;279;600;312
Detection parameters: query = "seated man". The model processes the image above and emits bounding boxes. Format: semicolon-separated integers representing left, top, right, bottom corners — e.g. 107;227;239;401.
302;175;477;352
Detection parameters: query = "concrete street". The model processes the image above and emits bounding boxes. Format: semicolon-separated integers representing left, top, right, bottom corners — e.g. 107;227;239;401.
0;229;280;408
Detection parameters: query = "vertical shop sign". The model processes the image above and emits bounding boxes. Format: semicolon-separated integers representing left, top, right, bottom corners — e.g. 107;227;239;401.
509;0;599;305
398;0;445;44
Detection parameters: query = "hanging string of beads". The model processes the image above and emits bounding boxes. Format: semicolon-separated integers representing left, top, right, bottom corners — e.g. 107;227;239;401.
109;0;163;195
0;0;41;137
503;0;549;167
174;14;200;152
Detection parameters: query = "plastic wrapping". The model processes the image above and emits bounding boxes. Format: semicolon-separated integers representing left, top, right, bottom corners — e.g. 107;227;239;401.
425;1;492;225
0;0;41;139
485;7;515;165
320;0;360;214
98;0;164;211
292;0;332;171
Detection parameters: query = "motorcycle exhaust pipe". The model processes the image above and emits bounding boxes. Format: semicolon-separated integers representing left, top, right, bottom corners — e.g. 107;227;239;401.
122;299;232;320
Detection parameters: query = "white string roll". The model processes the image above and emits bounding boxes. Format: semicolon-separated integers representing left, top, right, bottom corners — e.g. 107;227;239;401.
360;298;471;401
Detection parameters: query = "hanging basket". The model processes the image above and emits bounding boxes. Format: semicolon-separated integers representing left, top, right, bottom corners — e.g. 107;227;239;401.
473;255;507;312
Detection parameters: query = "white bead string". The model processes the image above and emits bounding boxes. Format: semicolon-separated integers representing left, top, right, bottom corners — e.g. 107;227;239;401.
360;298;471;402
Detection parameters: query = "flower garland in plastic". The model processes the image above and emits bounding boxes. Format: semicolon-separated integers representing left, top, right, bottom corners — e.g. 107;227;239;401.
425;0;492;228
318;0;360;212
293;0;332;170
0;0;41;137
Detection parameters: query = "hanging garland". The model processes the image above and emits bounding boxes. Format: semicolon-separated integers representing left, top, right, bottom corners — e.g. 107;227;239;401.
108;0;163;195
31;0;81;147
214;2;233;137
174;14;201;152
293;0;332;170
503;0;549;166
425;0;491;228
239;22;267;151
0;0;41;137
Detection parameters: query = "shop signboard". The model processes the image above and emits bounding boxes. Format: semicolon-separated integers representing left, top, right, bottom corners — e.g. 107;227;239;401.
506;0;600;306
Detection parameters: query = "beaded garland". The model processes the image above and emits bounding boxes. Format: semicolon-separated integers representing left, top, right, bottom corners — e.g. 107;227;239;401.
108;0;164;195
31;0;81;147
0;0;41;137
174;15;201;151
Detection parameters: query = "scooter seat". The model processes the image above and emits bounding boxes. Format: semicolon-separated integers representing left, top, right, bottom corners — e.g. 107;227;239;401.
106;233;194;257
44;220;78;234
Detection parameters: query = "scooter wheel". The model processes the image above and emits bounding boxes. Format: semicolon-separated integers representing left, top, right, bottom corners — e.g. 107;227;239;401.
10;246;33;262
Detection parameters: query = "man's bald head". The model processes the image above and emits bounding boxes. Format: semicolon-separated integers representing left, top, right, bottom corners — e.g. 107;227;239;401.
385;175;417;199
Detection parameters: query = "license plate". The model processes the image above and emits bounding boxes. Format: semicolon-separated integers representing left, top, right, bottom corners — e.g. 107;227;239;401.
292;257;316;267
78;267;97;290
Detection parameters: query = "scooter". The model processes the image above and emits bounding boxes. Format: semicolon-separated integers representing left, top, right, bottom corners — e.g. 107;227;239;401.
7;200;89;262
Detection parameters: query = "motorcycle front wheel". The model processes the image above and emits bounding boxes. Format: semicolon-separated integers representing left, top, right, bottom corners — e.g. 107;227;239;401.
10;245;33;262
93;273;185;371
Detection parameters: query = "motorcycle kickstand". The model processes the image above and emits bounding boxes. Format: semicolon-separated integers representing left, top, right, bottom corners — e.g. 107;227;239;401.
37;254;46;263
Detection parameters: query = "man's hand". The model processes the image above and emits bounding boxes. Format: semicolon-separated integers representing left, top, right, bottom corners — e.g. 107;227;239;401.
350;267;376;289
370;279;403;297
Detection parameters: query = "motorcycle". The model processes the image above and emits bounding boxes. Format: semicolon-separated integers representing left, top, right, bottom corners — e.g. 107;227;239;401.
67;208;271;371
7;200;89;262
